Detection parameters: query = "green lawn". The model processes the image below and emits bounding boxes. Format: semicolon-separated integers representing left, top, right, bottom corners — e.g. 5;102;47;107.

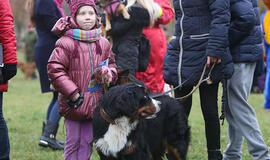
4;52;270;159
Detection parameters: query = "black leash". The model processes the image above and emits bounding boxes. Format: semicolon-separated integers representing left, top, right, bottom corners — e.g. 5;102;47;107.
220;79;228;125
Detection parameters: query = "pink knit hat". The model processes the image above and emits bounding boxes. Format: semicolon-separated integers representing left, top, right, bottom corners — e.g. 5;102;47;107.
65;0;97;19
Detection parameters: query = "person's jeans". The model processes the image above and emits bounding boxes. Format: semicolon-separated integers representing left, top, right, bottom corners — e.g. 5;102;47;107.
46;92;61;122
0;92;10;160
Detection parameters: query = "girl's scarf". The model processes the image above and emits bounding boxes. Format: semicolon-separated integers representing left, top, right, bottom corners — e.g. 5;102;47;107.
65;28;103;56
65;28;102;42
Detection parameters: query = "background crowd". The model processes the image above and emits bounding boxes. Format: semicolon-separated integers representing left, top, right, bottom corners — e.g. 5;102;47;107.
1;0;270;160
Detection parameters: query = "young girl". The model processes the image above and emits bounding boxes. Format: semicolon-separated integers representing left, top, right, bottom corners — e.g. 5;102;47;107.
47;0;117;159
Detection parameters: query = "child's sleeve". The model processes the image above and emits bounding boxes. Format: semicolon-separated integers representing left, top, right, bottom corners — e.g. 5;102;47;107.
47;39;79;98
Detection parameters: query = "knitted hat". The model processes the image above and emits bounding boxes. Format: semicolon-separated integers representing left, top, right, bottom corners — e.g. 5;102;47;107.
65;0;97;19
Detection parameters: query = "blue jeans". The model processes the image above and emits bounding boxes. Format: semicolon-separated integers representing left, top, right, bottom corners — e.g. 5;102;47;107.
46;92;61;122
0;92;10;160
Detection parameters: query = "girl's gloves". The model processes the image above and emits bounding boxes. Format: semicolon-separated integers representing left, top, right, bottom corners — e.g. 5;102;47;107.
67;93;84;109
153;2;163;21
93;66;113;85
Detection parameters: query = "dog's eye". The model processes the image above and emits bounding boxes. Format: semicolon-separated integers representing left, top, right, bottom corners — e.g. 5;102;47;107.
140;96;151;106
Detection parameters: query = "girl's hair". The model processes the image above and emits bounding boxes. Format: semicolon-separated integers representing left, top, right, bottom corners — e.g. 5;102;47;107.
25;0;36;26
137;0;155;27
263;0;270;10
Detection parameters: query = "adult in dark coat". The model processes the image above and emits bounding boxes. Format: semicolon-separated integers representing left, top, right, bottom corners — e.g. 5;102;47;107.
26;0;64;150
163;0;233;159
108;0;151;76
223;0;270;159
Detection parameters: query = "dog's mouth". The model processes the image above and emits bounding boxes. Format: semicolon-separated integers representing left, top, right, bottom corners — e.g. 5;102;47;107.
137;99;160;119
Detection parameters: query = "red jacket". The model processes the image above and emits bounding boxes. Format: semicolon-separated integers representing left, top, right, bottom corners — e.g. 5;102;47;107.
136;0;174;93
48;17;117;120
0;1;17;91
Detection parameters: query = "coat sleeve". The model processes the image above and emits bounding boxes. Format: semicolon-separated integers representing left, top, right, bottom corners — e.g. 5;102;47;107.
154;0;175;25
206;0;230;58
47;39;79;98
36;0;61;31
229;0;256;47
0;1;17;64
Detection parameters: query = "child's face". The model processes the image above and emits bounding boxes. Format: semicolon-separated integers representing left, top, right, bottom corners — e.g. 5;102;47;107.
76;6;97;30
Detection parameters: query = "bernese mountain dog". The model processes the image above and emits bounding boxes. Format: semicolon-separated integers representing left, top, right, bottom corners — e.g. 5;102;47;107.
93;82;190;160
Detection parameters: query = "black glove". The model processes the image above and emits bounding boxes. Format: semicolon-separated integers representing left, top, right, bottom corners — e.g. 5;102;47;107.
67;93;84;109
2;63;17;83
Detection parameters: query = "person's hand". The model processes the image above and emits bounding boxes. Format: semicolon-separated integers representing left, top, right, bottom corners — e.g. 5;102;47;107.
206;56;221;67
93;66;113;85
2;63;17;83
67;93;84;109
70;93;80;102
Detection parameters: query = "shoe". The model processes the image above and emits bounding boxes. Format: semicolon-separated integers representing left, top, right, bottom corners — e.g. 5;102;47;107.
39;120;64;150
40;121;65;146
208;149;223;160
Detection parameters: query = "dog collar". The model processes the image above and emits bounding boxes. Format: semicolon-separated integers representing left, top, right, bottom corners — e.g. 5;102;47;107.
100;108;116;124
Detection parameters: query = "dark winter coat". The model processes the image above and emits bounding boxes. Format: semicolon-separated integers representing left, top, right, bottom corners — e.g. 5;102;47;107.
229;0;264;63
0;1;17;91
163;0;234;87
108;2;150;76
34;0;63;93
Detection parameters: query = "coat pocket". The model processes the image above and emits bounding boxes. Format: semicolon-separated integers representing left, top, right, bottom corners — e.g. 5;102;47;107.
190;33;209;40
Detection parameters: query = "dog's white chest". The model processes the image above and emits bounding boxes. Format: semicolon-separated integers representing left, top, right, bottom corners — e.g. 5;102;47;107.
95;116;138;157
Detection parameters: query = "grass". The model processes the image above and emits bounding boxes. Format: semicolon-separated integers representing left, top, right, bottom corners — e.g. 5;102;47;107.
4;52;270;159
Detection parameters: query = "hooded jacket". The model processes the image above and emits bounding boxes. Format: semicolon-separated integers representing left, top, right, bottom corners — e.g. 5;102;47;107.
163;0;234;87
47;17;117;120
229;0;263;63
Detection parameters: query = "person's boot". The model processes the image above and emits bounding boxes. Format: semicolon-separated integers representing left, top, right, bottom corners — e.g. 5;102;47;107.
208;149;223;160
41;121;65;146
39;120;64;150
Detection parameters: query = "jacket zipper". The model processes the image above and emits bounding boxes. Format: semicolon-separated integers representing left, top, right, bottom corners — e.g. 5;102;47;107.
178;0;184;85
88;43;97;108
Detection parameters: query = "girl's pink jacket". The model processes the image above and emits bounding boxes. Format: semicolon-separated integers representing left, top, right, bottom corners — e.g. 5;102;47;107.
47;17;117;120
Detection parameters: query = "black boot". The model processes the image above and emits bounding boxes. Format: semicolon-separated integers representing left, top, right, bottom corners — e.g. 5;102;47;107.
208;150;223;160
41;121;65;146
39;120;64;150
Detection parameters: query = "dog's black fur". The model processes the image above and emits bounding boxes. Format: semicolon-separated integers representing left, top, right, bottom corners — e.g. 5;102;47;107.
93;82;190;160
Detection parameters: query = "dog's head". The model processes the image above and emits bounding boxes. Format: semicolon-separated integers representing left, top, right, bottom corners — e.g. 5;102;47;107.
99;83;160;120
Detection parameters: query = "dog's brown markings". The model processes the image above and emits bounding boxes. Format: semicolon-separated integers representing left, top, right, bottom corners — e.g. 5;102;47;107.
120;143;136;155
136;103;156;117
100;108;116;124
165;141;183;160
